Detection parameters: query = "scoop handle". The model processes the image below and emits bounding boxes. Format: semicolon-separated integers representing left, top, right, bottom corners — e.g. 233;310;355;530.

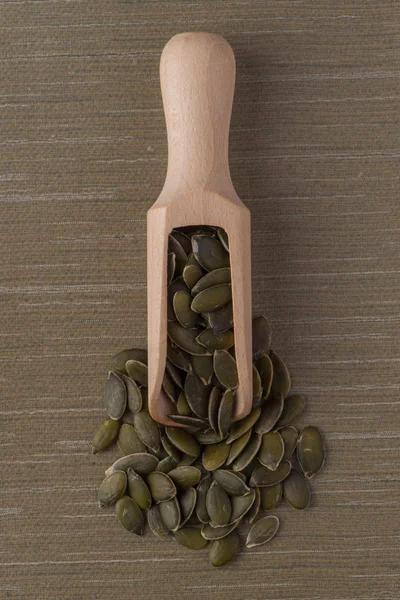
160;32;236;196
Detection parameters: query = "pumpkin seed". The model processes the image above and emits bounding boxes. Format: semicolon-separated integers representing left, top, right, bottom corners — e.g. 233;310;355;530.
147;504;169;537
258;431;284;471
207;302;233;334
213;470;250;496
226;408;261;443
256;354;273;401
165;426;200;457
133;410;161;453
179;487;197;527
208;387;222;434
217;228;229;252
115;496;144;535
168;466;201;490
252;364;263;408
270;350;291;398
168;321;211;356
160;430;181;462
165;359;184;390
250;460;291;487
192;234;230;272
191;354;214;385
191;284;232;314
231;433;262;472
167;252;176;285
191;268;231;296
213;350;238;390
283;470;310;510
156;455;177;473
243;486;261;525
168;415;207;429
104;371;127;420
173;291;199;329
162;369;178;403
217;390;234;438
259;482;282;510
92;418;121;454
168;234;187;276
226;429;252;465
183;264;203;289
196;328;234;351
98;470;127;507
174;526;208;550
195;429;223;445
117;424;147;455
170;230;192;255
111;348;148;374
202;441;230;471
127;468;152;510
159;496;181;531
184;372;212;419
297;426;325;479
280;426;298;459
201;521;238;540
167;339;192;372
168;277;189;321
230;489;256;522
176;390;192;416
206;481;232;526
186;251;202;268
125;360;148;387
246;515;279;548
276;394;305;428
252;316;272;361
209;530;240;567
176;453;198;467
105;453;158;477
120;375;142;414
254;393;284;435
196;475;211;523
147;471;176;502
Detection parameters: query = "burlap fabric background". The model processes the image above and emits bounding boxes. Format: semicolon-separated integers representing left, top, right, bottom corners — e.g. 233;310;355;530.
1;1;399;599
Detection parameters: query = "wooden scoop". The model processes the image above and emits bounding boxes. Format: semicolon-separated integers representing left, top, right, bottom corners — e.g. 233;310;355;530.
147;32;252;425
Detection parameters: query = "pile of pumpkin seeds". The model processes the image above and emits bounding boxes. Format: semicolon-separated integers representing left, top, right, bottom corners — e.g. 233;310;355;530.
92;226;325;568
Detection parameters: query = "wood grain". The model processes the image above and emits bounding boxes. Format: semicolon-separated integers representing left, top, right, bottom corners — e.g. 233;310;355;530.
1;1;399;599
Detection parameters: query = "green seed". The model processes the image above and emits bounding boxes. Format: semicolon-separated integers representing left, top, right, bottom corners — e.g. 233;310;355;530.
195;429;223;445
259;482;282;510
166;359;184;391
256;354;273;401
170;230;192;255
168;466;201;490
115;496;144;535
105;452;158;477
254;393;284;435
174;527;208;550
218;390;235;439
125;360;148;387
252;316;272;361
117;424;146;455
133;410;161;453
250;460;291;487
183;264;203;289
206;481;231;526
156;456;178;473
202;441;230;471
244;486;261;525
209;530;240;567
297;426;325;479
191;284;232;314
161;430;181;462
167;339;192;372
191;354;214;385
217;228;229;252
192;234;230;272
280;426;298;459
176;453;198;467
246;515;279;548
98;470;127;507
196;328;234;351
207;302;233;334
283;470;310;509
270;350;291;398
226;408;261;444
201;521;238;540
147;471;176;502
167;252;176;285
92;418;121;454
213;470;250;496
186;251;202;268
120;375;142;414
110;348;148;374
162;369;178;403
168;321;211;356
191;268;231;295
168;277;189;321
208;387;222;435
213;350;238;390
165;426;200;457
231;433;262;472
179;488;197;527
159;497;181;531
147;504;169;537
176;391;192;416
168;234;187;276
104;371;127;420
226;429;252;465
276;394;305;428
173;290;199;329
258;431;284;471
196;475;211;523
127;468;151;510
230;489;256;522
184;372;211;419
169;415;208;429
252;364;263;408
